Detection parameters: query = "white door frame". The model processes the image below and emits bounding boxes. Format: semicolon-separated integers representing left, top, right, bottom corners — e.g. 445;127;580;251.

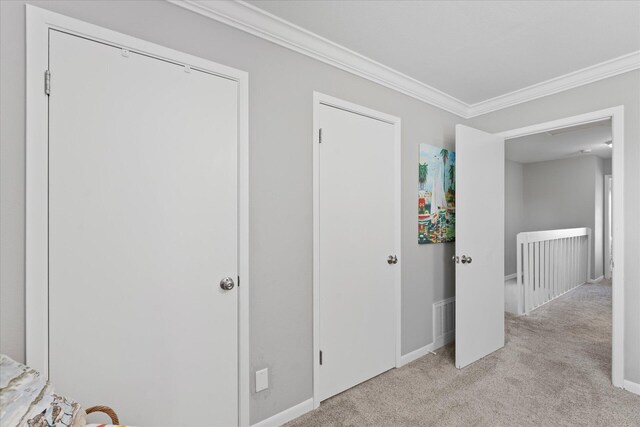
312;92;402;408
604;174;613;280
25;6;250;426
498;106;625;388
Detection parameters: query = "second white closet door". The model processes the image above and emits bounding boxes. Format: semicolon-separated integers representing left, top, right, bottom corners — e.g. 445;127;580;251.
318;103;397;402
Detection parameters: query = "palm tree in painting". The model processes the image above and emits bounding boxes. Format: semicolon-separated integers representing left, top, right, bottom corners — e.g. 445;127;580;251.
439;148;449;187
418;163;428;190
448;164;455;190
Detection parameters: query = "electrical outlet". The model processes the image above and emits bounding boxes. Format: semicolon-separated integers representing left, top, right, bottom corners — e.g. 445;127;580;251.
255;368;268;392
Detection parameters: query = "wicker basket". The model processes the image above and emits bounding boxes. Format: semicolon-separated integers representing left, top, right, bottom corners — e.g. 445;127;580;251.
85;406;120;425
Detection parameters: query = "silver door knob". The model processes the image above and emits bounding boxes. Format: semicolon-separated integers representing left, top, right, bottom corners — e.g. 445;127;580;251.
387;255;398;265
461;255;472;264
452;255;459;263
220;277;235;290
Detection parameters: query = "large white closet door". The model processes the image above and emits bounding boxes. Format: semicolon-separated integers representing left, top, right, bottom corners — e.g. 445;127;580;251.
48;30;238;426
318;103;397;401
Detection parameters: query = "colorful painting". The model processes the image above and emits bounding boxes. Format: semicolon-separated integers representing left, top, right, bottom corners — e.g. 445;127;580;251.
418;144;456;244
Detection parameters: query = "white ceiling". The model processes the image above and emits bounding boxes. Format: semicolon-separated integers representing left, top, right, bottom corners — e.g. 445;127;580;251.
506;120;612;164
245;0;640;105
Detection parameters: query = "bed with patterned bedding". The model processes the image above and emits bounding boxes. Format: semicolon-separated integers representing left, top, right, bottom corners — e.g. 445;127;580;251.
0;354;128;427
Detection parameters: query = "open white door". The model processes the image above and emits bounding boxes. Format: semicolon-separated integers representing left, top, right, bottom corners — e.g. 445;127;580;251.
455;125;505;369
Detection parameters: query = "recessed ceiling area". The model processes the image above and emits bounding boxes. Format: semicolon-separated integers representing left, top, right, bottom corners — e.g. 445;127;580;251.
245;0;640;105
506;119;612;164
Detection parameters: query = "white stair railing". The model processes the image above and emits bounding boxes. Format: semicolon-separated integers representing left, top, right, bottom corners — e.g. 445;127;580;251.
517;228;591;315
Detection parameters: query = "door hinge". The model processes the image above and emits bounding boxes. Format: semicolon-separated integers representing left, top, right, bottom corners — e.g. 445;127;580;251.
318;128;322;144
44;70;51;96
319;350;323;365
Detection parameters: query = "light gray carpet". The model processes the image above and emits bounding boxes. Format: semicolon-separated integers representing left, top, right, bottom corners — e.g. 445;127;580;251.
286;280;640;426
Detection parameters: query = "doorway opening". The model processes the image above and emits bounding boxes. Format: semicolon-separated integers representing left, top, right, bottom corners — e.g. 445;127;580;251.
504;117;612;314
498;107;625;388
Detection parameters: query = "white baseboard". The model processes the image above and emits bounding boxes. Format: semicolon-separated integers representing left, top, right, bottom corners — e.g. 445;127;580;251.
433;330;455;349
588;275;604;283
400;342;436;365
399;332;455;366
251;398;314;427
624;380;640;396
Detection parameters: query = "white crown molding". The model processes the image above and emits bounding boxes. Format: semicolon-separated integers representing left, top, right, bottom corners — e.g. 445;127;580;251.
469;51;640;117
168;0;470;117
168;0;640;119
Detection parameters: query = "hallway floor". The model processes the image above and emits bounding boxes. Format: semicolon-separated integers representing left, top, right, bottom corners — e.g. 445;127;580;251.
286;280;640;426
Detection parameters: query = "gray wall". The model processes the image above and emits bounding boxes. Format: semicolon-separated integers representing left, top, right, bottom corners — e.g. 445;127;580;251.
470;70;640;384
523;156;597;237
0;1;457;424
504;160;524;276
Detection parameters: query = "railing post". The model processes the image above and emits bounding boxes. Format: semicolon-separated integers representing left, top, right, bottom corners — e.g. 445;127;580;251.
515;228;590;316
517;234;523;315
523;236;531;315
587;228;592;283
